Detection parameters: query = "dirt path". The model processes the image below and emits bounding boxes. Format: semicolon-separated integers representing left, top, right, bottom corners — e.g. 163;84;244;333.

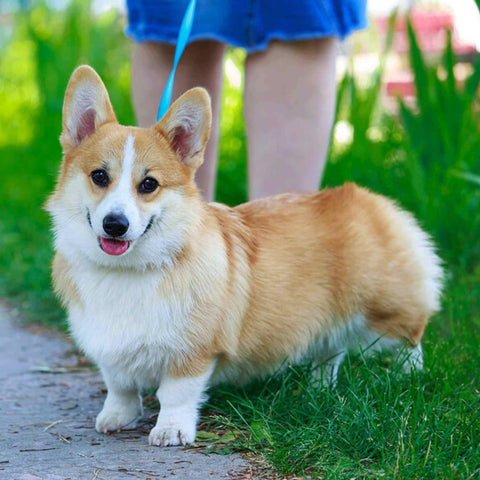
0;305;249;480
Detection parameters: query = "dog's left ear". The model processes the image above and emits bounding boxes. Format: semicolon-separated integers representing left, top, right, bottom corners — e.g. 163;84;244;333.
61;65;117;153
155;88;212;171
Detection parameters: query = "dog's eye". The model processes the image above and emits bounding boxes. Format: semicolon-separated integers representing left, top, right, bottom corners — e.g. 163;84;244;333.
91;169;109;187
138;177;159;194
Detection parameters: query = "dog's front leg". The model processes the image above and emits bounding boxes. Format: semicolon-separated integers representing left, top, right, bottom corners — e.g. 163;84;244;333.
149;363;214;447
95;366;143;433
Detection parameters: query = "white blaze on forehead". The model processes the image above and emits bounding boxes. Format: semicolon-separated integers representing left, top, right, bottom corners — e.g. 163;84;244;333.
118;134;136;194
111;134;138;215
107;134;136;212
93;134;144;239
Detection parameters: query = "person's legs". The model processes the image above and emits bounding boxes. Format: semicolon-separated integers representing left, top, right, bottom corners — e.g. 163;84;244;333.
244;38;337;200
132;41;226;201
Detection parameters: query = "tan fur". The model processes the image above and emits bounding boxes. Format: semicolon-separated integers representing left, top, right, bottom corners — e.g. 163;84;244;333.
48;66;444;445
50;66;441;385
140;184;439;380
52;253;81;307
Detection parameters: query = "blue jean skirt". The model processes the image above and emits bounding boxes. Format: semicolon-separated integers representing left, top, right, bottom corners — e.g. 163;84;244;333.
126;0;368;53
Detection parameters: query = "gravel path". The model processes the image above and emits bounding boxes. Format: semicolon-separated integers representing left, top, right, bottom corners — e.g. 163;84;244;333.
0;305;249;480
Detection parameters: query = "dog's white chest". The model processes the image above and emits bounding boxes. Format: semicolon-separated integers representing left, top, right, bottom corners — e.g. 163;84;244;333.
68;266;192;388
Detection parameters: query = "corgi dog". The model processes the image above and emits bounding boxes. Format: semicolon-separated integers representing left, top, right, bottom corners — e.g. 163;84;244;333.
47;66;443;447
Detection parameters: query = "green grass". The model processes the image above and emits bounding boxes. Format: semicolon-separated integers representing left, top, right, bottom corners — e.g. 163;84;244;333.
1;2;480;478
204;276;480;479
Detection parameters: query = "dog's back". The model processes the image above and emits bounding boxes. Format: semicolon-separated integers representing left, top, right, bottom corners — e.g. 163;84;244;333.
209;183;442;383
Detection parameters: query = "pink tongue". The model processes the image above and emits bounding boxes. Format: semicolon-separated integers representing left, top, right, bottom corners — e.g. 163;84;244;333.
100;237;129;256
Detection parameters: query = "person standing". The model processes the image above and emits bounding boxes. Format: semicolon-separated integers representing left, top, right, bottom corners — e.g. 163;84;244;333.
126;0;367;201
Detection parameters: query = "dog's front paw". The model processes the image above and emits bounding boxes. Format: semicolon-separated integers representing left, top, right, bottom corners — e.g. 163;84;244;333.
95;405;140;433
148;419;196;447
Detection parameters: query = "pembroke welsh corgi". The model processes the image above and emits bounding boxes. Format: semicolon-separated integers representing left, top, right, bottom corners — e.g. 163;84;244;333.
47;65;443;447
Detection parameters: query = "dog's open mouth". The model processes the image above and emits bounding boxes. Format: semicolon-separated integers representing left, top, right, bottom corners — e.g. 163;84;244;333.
99;237;130;256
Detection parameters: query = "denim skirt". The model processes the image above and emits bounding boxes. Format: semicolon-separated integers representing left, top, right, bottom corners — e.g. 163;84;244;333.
126;0;368;52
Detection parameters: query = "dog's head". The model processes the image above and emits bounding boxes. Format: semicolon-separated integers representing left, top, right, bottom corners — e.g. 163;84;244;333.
47;65;211;269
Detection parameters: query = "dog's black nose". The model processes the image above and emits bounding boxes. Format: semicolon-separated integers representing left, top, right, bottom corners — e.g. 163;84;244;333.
103;213;129;237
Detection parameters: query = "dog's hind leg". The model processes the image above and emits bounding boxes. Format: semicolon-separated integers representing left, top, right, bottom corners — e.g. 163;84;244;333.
366;309;429;374
395;342;424;373
312;350;346;388
311;321;353;388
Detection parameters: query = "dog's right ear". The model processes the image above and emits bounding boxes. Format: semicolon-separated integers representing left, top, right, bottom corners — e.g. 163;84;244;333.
60;65;117;153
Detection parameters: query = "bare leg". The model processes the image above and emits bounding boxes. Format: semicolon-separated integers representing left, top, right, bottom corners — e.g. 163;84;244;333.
131;41;226;201
244;38;337;200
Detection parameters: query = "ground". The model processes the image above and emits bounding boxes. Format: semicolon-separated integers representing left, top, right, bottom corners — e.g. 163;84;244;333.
0;304;250;480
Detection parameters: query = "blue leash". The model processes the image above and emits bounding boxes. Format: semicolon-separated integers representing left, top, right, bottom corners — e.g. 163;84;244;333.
156;0;198;121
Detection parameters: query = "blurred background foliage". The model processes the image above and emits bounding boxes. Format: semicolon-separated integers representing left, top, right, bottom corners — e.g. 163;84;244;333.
0;0;479;322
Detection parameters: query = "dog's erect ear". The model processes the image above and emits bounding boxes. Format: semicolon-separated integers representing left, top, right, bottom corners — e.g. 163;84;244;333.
155;88;212;171
60;65;117;153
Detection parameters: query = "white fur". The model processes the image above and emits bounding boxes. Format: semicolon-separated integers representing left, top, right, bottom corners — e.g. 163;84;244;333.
91;135;145;241
48;131;214;440
48;124;438;447
312;314;424;387
162;100;209;167
64;81;110;145
95;364;143;433
67;256;205;442
149;364;215;446
48;134;202;271
68;265;195;389
212;313;421;389
396;343;424;373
